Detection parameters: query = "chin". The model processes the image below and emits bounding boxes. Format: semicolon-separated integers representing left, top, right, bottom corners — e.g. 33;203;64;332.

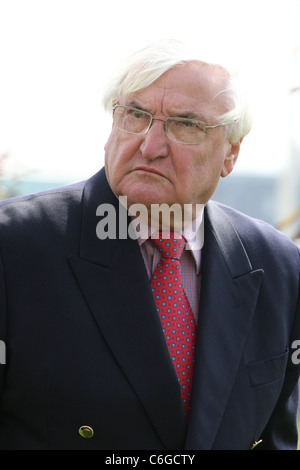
123;184;167;206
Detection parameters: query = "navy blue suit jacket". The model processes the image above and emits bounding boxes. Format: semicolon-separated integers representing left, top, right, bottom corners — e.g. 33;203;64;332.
0;168;299;450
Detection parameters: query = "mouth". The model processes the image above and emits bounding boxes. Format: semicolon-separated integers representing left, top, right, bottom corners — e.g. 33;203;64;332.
133;166;167;179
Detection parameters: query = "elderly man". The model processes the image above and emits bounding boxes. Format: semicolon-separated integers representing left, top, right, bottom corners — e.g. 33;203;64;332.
0;40;299;450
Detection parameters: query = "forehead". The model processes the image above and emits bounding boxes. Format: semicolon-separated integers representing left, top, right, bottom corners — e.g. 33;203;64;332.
124;62;229;116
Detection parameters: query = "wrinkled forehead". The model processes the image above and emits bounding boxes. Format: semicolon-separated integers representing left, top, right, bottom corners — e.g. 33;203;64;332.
122;61;231;116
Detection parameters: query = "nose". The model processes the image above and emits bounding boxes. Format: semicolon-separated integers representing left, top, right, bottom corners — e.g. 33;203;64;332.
139;119;170;160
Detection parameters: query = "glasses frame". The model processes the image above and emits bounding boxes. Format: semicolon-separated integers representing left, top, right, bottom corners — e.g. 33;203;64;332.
112;104;228;145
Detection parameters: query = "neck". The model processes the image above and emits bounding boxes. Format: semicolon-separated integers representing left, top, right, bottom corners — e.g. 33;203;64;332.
125;199;205;233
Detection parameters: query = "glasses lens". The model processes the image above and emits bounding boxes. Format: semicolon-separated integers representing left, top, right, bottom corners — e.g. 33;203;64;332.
114;106;151;134
166;118;206;144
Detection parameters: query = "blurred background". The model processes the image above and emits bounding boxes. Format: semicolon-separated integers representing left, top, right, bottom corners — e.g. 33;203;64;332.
0;0;299;246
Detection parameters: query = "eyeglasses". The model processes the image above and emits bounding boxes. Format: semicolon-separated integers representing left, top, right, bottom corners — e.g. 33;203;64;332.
112;104;227;145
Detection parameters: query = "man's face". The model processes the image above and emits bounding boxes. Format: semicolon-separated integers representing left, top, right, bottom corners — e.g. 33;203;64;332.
104;62;241;214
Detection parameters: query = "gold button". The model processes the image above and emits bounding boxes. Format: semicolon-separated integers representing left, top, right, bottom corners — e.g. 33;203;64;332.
251;439;263;449
78;425;94;439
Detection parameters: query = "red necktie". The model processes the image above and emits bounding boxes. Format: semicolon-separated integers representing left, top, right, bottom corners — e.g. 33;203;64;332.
150;232;196;419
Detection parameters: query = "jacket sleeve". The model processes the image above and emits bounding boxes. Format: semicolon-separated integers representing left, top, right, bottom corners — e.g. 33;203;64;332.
259;251;300;450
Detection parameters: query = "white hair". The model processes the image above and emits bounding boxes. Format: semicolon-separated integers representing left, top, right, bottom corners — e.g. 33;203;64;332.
102;39;252;143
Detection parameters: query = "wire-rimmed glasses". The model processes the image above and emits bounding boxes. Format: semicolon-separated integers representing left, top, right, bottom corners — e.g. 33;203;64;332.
112;104;227;145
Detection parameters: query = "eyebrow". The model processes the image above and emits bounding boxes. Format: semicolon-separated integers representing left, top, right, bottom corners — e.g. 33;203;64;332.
176;111;206;121
126;100;207;122
126;100;147;111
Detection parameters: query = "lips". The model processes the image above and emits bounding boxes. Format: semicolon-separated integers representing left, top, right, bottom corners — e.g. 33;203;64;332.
133;166;166;178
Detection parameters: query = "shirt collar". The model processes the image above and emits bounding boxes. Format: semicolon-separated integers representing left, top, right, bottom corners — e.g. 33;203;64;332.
130;208;204;274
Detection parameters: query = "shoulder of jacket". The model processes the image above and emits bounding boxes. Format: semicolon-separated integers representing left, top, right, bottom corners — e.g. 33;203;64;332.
209;200;300;263
0;180;87;249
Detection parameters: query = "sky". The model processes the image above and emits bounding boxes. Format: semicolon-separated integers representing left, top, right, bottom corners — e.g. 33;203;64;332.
0;0;299;184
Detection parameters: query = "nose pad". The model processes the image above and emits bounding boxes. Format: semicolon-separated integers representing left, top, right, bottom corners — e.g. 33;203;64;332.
139;120;170;159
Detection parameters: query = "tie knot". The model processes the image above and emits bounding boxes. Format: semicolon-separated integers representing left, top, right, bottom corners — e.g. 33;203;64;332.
151;232;185;260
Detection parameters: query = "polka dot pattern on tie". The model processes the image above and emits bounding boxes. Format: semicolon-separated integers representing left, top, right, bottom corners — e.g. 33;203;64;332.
150;232;196;420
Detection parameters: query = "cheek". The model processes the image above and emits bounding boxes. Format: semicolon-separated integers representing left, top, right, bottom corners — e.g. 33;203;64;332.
104;130;141;189
173;143;227;202
105;131;127;177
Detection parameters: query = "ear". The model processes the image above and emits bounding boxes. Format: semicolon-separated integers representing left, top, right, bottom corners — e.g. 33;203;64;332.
221;139;242;178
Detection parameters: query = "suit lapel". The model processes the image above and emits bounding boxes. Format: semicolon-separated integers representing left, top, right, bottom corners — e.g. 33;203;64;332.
185;202;264;450
69;169;186;449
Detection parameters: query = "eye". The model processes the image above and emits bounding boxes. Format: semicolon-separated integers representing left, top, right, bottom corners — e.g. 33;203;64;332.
174;118;205;132
128;108;147;119
181;119;207;133
181;119;198;128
